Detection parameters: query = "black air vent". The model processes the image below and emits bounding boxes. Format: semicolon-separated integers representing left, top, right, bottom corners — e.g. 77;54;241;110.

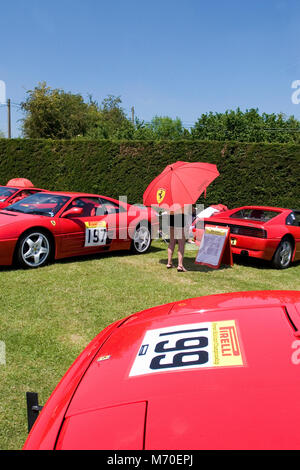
284;305;300;337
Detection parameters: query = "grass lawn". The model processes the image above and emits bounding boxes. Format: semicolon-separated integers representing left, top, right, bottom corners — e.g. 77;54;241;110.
0;239;299;450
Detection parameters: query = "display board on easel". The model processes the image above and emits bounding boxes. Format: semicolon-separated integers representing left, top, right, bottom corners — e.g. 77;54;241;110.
195;225;233;269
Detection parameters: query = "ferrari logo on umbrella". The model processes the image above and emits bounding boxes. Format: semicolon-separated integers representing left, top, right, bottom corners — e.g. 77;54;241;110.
156;188;166;204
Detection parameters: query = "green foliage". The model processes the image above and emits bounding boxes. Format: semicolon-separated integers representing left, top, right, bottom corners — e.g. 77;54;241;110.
85;95;135;140
134;116;189;140
0;138;299;209
20;82;99;139
20;81;191;141
21;84;136;141
191;108;300;144
20;82;300;145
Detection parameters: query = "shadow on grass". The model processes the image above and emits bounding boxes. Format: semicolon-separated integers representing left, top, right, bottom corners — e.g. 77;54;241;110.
54;245;165;267
159;253;300;272
158;257;232;272
233;255;300;271
0;245;166;272
0;265;16;272
232;254;271;270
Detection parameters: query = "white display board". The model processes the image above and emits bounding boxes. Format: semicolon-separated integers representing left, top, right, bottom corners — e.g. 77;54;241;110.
195;226;231;268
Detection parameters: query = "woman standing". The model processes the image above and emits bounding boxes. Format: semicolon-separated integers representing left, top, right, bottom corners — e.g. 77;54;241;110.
166;209;189;272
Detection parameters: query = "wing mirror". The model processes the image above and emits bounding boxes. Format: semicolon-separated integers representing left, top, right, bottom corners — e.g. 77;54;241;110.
61;207;83;218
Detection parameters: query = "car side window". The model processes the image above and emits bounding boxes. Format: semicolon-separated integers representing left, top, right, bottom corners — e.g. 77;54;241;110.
9;189;36;204
286;212;299;226
19;189;39;198
100;198;125;214
63;197;104;217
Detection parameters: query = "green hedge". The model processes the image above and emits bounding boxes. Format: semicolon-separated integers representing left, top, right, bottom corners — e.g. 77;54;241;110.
0;138;299;209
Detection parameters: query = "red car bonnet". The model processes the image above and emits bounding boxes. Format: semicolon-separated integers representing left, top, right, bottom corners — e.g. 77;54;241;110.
24;291;300;450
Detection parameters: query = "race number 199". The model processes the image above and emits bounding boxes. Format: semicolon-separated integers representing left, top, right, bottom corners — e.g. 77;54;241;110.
129;320;244;377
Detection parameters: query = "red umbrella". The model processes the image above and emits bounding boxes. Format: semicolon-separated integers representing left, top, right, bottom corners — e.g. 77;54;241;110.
143;161;219;208
6;178;34;188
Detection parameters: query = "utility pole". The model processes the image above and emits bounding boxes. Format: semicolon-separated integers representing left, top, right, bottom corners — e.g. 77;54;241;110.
7;99;11;138
131;106;135;124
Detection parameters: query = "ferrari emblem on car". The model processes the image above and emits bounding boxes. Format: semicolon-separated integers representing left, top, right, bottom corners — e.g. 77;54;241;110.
156;188;166;204
97;355;111;362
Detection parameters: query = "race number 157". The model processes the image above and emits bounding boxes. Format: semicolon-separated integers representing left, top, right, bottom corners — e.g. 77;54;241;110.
85;227;107;247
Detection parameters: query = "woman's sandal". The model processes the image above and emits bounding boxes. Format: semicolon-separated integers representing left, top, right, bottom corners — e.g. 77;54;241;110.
166;264;175;269
177;266;187;272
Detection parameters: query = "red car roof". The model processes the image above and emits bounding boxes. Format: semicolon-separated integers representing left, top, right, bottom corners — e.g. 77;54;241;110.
24;290;300;450
36;190;124;200
1;185;45;191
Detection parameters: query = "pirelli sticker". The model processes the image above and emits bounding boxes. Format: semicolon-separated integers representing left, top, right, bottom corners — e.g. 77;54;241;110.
129;320;244;377
84;220;107;247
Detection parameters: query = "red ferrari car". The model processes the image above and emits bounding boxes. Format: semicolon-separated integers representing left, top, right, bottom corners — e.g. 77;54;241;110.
23;290;300;450
0;191;158;268
0;185;45;209
194;205;300;269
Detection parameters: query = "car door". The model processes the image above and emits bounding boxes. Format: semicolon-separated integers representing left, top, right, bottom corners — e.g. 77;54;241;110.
56;197;111;258
100;197;131;249
290;211;300;260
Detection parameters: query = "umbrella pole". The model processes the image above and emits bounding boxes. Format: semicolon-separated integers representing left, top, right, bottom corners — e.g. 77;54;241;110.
160;230;169;245
158;210;170;244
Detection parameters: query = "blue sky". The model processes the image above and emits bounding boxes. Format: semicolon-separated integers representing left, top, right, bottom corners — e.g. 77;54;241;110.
0;0;300;137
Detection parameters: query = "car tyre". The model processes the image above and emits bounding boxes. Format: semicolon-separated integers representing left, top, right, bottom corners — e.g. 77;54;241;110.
16;230;52;269
131;223;152;254
272;238;293;269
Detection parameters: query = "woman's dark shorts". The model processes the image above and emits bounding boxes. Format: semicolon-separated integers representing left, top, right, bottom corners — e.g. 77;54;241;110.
169;213;187;228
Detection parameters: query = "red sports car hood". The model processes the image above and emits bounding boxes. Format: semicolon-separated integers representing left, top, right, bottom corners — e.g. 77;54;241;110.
54;291;300;450
0;211;41;231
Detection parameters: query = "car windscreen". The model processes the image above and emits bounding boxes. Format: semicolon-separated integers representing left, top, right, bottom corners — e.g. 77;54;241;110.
0;186;18;201
230;208;280;222
5;193;71;217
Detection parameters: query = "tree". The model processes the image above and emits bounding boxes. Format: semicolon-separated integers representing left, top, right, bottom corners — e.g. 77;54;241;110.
133;116;189;140
191;108;300;143
21;82;99;139
86;95;135;140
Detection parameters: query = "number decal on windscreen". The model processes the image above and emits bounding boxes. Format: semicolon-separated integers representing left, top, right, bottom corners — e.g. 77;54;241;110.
129;320;244;376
